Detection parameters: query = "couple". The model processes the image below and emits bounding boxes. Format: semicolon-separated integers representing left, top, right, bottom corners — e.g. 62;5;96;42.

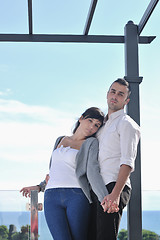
20;78;140;240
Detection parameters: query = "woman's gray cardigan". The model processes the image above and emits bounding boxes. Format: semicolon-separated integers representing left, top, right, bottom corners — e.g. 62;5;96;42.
39;136;108;203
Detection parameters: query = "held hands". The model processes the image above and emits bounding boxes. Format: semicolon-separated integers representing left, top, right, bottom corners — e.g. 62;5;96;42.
101;193;120;213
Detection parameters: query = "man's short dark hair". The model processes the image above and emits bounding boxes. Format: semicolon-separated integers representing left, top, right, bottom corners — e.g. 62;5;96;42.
111;78;131;99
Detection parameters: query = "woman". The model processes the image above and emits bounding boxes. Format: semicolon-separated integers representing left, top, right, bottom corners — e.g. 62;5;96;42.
20;107;109;240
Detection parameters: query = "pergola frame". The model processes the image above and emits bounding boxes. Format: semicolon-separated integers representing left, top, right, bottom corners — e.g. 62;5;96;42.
0;0;159;239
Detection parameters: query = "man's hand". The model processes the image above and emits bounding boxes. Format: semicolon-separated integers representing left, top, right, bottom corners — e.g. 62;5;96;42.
101;165;132;213
101;193;120;213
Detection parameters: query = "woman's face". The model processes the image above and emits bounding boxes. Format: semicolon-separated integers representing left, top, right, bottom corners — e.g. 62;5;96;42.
78;117;102;137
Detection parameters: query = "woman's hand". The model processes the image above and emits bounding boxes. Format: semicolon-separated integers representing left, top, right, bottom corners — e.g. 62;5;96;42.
20;173;49;197
20;185;40;198
101;193;120;213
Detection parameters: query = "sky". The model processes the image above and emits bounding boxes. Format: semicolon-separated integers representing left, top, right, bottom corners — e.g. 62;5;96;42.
0;0;160;205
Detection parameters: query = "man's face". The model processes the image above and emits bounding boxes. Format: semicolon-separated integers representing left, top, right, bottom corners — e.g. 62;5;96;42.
107;82;130;113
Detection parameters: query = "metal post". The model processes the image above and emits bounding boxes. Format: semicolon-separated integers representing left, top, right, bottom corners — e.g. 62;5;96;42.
28;0;33;34
124;20;142;240
30;190;38;240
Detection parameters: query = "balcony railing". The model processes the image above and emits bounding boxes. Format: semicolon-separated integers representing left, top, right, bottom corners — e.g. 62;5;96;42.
0;190;160;239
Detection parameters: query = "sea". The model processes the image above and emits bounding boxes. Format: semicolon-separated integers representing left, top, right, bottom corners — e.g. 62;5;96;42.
0;211;160;239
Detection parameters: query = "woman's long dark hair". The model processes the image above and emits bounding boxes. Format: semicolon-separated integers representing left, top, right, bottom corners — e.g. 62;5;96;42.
72;107;104;135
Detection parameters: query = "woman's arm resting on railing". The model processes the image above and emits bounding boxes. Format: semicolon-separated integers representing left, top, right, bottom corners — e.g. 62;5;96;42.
20;185;40;198
20;174;50;197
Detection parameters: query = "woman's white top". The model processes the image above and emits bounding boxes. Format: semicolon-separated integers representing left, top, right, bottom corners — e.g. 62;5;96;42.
45;145;80;190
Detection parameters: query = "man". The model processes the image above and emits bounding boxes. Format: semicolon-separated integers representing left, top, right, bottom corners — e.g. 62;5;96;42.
91;78;140;240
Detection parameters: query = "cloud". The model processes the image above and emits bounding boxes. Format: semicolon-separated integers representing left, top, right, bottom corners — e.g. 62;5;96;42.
0;98;76;125
141;139;160;190
0;89;12;96
0;98;78;189
140;101;160;190
0;98;76;164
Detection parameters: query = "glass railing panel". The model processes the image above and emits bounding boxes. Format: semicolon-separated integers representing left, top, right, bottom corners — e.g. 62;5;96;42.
0;190;52;240
142;190;160;236
39;190;160;239
36;192;52;240
1;190;160;239
119;190;160;237
0;190;30;239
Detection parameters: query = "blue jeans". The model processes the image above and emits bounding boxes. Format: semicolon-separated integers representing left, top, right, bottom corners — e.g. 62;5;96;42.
44;188;91;240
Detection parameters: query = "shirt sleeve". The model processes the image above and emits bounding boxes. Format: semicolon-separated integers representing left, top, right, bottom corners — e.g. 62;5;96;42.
118;118;140;171
87;139;108;202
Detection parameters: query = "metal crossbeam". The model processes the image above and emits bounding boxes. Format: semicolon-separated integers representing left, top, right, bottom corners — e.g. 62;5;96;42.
83;0;98;35
28;0;33;34
0;34;155;43
138;0;159;35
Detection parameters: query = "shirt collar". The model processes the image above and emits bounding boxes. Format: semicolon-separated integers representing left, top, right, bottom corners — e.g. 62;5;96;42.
105;109;125;123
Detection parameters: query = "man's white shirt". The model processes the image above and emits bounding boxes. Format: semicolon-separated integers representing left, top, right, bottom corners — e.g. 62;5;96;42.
97;109;141;188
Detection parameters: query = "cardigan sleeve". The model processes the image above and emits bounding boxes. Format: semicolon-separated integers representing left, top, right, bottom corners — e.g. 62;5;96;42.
75;140;92;203
87;138;108;202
